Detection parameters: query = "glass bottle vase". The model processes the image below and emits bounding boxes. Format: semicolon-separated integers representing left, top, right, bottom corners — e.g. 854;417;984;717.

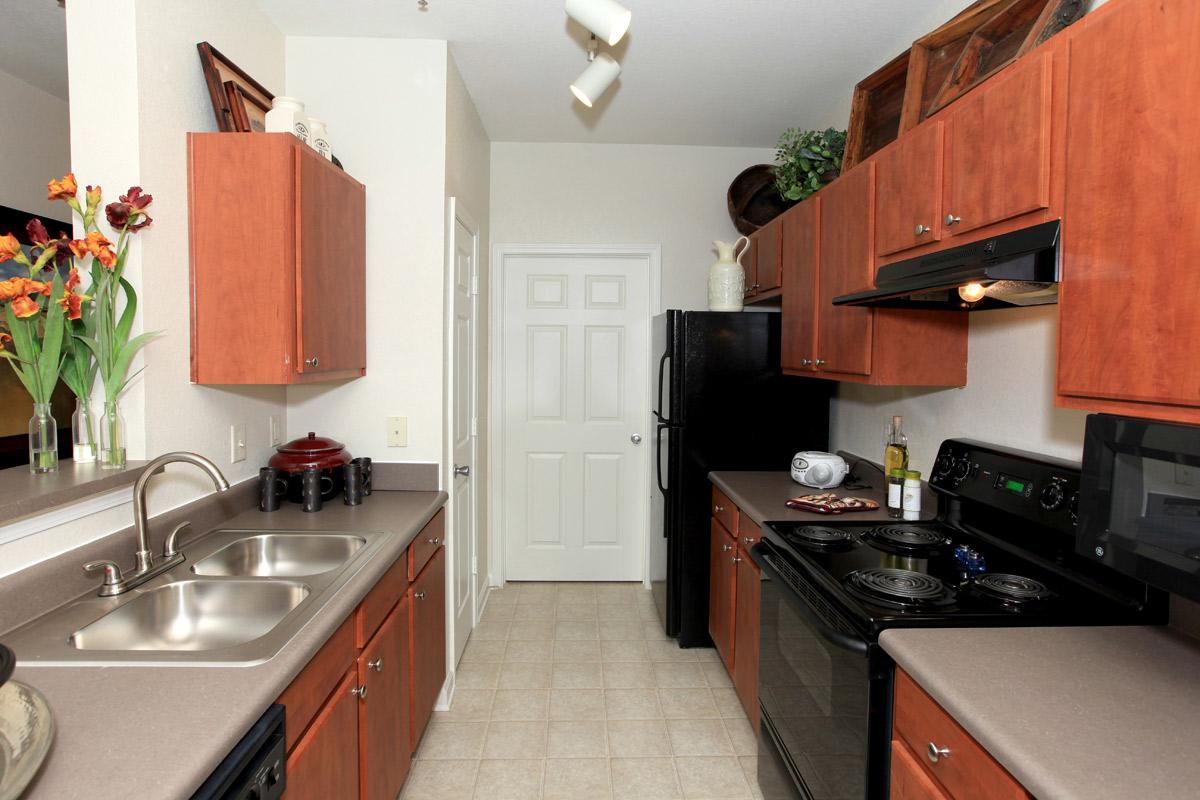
28;403;59;474
99;399;126;469
72;397;97;464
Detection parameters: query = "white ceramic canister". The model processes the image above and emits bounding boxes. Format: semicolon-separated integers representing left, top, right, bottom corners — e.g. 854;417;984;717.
265;97;309;144
307;118;332;161
708;236;750;311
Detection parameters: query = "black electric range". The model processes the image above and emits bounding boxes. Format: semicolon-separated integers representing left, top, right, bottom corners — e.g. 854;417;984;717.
751;439;1167;800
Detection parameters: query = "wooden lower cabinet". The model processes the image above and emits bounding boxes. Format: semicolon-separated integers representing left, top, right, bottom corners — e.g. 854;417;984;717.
890;738;951;800
358;600;412;800
732;527;760;728
709;494;763;727
410;546;447;748
708;519;737;670
285;667;360;800
892;668;1030;800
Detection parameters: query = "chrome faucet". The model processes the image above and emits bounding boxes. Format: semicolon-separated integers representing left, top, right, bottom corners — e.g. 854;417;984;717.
84;452;230;596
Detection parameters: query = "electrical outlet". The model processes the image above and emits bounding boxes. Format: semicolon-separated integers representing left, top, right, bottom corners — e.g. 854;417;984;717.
269;414;283;446
230;423;247;463
1176;463;1197;487
387;416;408;447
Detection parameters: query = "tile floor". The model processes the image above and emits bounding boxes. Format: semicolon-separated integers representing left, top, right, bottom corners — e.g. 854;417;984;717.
402;581;763;800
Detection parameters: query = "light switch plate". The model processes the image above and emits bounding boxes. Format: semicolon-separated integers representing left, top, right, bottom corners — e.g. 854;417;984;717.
230;423;247;463
269;414;283;446
387;416;408;448
1176;463;1197;486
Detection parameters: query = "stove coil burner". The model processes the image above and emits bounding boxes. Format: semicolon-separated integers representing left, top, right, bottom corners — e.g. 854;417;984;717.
971;573;1053;606
844;567;954;608
861;525;948;552
787;526;857;548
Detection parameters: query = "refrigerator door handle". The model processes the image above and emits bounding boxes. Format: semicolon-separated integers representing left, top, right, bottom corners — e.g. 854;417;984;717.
655;352;671;423
655;423;670;496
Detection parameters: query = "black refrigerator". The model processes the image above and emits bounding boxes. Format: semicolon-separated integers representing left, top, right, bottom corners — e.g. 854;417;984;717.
650;310;831;646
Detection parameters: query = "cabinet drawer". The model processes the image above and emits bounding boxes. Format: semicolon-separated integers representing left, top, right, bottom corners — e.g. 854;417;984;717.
278;612;356;753
408;509;445;581
890;738;951;800
893;669;1030;800
711;486;738;537
356;548;409;649
737;514;761;552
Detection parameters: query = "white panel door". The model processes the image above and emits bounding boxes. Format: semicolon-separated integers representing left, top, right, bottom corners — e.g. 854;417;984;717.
502;253;649;581
449;206;478;664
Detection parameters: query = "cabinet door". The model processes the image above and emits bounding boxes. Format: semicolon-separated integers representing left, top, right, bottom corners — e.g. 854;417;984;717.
359;601;412;800
890;739;951;800
874;121;943;257
732;537;760;728
1057;0;1200;420
816;163;875;377
708;519;736;671
742;233;758;298
296;145;366;376
943;53;1052;237
780;199;819;372
285;667;360;800
752;217;783;294
409;547;446;748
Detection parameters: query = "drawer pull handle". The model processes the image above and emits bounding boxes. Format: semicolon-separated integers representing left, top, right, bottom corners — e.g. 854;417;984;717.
369;657;384;672
415;591;427;600
927;742;951;763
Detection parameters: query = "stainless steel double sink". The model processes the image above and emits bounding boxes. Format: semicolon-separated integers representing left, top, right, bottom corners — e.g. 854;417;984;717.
5;529;388;666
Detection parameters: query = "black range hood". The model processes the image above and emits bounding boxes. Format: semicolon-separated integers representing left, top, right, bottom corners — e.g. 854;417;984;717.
832;219;1061;310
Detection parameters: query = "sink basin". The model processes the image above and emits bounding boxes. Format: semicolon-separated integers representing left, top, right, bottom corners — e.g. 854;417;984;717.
69;579;310;652
191;533;366;577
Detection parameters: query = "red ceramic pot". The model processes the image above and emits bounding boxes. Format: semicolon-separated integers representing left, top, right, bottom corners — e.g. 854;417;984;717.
268;432;351;502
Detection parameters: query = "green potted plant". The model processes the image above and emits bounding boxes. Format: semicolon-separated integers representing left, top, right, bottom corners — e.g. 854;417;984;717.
774;127;847;202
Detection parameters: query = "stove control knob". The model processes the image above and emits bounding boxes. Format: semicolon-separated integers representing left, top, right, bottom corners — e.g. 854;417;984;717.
934;454;955;478
1040;481;1067;512
952;458;972;484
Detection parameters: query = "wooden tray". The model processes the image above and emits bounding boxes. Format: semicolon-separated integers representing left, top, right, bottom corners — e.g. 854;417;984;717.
727;164;794;235
843;49;912;172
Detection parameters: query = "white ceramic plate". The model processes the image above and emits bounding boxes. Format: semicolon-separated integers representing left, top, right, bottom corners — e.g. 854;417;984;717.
0;681;53;800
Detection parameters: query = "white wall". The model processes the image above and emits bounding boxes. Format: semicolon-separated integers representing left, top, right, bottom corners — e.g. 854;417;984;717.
490;142;775;311
830;306;1089;474
285;38;448;465
0;67;69;220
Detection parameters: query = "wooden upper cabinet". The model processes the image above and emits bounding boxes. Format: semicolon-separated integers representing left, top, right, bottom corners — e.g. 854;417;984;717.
188;133;366;385
359;601;411;800
943;52;1053;238
816;162;875;377
285;666;360;800
409;547;446;749
708;518;736;671
874;120;944;257
780;198;819;372
749;217;783;295
1056;0;1200;424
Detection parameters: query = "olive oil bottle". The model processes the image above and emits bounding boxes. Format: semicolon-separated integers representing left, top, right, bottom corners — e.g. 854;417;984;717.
884;415;909;476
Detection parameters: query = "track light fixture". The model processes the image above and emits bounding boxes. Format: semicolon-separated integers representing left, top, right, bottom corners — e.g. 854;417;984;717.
564;0;632;46
570;34;621;108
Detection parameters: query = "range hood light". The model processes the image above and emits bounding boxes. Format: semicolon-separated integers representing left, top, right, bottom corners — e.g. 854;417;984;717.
958;282;987;303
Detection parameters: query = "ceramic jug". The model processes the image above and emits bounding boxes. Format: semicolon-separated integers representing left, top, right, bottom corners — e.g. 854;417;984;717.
708;236;750;311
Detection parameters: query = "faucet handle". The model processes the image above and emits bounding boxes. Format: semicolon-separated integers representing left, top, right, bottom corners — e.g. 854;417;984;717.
84;560;127;596
163;522;194;559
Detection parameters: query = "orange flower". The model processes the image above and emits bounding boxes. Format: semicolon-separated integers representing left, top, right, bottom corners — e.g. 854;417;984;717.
56;289;87;320
69;231;117;269
0;278;46;302
11;295;39;318
65;267;81;292
0;233;20;263
47;173;78;201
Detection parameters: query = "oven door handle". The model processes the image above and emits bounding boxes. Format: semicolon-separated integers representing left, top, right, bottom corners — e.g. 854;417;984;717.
752;542;868;656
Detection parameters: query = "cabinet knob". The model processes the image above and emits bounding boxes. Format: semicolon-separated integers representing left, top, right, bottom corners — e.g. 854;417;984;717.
305;356;320;367
427;537;441;545
743;537;755;545
369;657;384;672
926;742;951;763
415;591;427;600
732;555;743;563
799;359;812;366
721;543;732;552
714;504;724;513
915;224;930;235
814;359;826;367
945;214;961;226
351;684;368;699
454;464;471;477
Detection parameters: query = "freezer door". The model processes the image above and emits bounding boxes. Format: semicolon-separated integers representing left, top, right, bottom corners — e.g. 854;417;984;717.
652;311;679;423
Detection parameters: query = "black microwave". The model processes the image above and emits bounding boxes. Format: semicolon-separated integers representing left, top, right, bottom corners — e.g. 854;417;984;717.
1078;414;1200;602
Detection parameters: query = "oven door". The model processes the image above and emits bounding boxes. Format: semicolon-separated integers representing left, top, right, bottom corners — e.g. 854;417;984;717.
753;540;889;800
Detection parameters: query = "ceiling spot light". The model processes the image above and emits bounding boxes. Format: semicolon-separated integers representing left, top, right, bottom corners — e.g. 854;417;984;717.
565;0;632;46
958;282;988;303
570;35;621;107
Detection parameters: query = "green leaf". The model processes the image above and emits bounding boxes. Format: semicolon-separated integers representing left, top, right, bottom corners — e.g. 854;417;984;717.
38;275;66;400
105;330;160;400
115;277;137;344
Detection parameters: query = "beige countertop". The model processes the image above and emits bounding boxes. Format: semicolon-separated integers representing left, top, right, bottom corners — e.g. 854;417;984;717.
11;490;446;800
708;462;938;526
880;625;1200;800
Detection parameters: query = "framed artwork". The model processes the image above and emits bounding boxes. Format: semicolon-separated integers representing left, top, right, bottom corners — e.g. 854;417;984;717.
225;81;269;133
196;41;275;132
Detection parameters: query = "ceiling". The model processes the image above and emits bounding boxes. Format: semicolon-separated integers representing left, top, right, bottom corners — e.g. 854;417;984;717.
0;0;68;100
256;0;975;147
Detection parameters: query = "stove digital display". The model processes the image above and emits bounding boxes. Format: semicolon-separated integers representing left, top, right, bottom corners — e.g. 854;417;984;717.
996;472;1031;496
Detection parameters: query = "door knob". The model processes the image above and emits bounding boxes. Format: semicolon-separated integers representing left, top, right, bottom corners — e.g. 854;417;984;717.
454;464;470;477
631;433;642;444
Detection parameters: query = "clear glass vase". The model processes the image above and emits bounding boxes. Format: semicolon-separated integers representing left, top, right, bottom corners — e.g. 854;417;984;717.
72;397;97;464
28;403;58;474
99;399;126;469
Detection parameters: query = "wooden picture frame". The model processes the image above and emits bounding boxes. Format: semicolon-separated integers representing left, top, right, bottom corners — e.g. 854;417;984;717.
196;41;274;132
225;81;270;133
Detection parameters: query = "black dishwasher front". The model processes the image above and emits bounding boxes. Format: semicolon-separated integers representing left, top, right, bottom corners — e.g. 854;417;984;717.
191;703;286;800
